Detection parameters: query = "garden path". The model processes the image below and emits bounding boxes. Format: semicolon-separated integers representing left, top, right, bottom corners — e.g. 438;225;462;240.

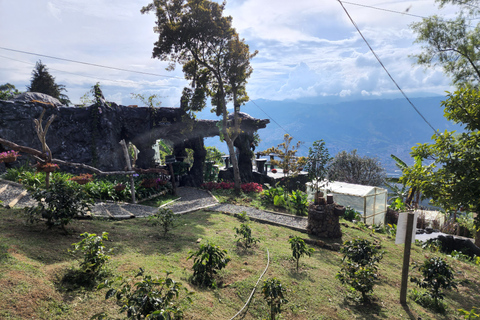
0;180;307;232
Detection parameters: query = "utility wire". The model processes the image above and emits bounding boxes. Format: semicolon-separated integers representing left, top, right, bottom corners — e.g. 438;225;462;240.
337;0;439;136
341;1;426;19
0;46;185;80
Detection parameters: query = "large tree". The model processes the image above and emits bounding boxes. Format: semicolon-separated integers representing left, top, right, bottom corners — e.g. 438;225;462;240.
404;0;480;244
141;0;257;193
27;60;70;105
327;150;385;187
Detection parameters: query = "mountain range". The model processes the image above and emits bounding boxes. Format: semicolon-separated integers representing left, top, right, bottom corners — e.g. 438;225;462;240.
199;95;464;174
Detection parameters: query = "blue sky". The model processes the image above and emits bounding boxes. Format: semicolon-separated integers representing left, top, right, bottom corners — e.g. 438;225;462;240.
0;0;456;107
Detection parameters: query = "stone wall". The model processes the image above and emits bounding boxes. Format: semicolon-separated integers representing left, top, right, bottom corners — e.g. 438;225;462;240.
307;203;343;238
0;95;269;186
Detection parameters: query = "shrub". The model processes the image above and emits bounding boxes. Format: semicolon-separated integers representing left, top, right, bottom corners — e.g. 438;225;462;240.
241;182;263;193
410;256;457;306
261;184;285;205
343;205;361;222
64;232;111;288
289;190;309;216
98;268;193;320
187;242;230;288
25;178;93;230
149;207;177;238
458;307;480;319
234;223;260;248
262;278;288;320
289;236;314;272
336;238;384;302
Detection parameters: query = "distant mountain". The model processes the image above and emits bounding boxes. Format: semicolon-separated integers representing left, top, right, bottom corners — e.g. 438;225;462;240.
199;96;464;174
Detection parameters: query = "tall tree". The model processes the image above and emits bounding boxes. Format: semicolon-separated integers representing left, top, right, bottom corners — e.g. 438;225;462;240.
141;0;257;193
410;0;480;87
327;150;385;186
405;0;480;245
27;60;70;105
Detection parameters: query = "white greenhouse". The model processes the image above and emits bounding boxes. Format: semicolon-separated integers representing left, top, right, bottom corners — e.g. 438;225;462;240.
307;181;388;225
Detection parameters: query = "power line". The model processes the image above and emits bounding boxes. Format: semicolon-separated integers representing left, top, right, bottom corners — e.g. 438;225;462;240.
0;46;185;80
337;0;439;136
341;1;426;19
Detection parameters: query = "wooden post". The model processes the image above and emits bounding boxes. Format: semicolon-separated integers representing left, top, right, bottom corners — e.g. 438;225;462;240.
400;212;415;304
119;140;136;204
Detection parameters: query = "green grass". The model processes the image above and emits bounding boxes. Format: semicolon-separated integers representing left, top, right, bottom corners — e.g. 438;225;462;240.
0;207;479;319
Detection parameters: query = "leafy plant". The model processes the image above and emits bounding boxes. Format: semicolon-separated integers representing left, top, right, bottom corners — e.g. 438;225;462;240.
289;190;309;216
234;223;259;248
187;242;230;288
262;278;288;320
336;238;384;302
305;139;332;194
288;236;314;272
261;183;285;205
458;307;480;319
99;268;193;320
149;207;177;238
66;232;111;287
410;256;457;306
25;178;93;230
343;205;360;222
236;211;250;222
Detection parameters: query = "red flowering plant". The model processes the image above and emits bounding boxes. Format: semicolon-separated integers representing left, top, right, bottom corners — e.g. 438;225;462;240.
0;150;20;163
241;182;263;193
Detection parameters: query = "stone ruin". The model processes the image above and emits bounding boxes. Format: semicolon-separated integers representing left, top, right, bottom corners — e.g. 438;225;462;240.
307;203;344;239
0;93;269;187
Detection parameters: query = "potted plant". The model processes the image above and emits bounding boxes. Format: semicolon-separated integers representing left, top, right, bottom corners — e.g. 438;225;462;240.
36;162;60;173
305;140;332;205
114;183;126;192
0;150;20;163
69;173;93;185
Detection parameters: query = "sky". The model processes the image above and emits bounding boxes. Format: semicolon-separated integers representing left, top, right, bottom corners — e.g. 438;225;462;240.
0;0;457;108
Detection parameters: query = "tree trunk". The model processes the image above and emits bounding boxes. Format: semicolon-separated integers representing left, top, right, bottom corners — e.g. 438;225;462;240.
225;135;241;193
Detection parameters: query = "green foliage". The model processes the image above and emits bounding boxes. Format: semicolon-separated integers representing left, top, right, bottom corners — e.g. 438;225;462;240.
149;207;177;238
289;190;309;216
205;146;224;165
25;178;93;230
0;83;21;100
236;211;250;222
27;60;70;105
288;236;314;272
187;242;230;288
99;268;193;320
130;93;162;108
328;149;386;186
336;238;384;301
262;134;304;177
261;184;285;206
305;139;332;193
172;161;190;176
262;278;288;320
234;223;259;248
343;205;361;222
67;232;111;287
410;256;457;306
458;307;480;319
0;243;10;263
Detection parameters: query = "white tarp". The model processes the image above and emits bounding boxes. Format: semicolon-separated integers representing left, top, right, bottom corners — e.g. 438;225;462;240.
307;180;388;225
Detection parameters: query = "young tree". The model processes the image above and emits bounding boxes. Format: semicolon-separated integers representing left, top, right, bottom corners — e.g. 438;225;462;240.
305;139;332;195
0;83;21;100
328;150;386;186
27;60;70;105
263;134;304;176
141;0;257;193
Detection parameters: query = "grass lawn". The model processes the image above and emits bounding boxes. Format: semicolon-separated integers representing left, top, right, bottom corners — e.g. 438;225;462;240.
0;206;479;319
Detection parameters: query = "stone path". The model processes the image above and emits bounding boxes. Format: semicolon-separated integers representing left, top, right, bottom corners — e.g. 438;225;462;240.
0;179;307;231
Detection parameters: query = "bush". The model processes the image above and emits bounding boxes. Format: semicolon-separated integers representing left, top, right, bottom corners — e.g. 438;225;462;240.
410;256;457;306
64;232;111;289
336;238;384;302
149;207;177;238
289;236;314;272
234;223;260;248
187;242;230;288
262;278;288;320
343;206;361;222
26;178;93;230
289;190;309;216
98;268;193;320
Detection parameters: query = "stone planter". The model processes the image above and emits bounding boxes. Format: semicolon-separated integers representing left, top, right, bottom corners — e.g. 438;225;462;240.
307;203;342;238
333;205;346;216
